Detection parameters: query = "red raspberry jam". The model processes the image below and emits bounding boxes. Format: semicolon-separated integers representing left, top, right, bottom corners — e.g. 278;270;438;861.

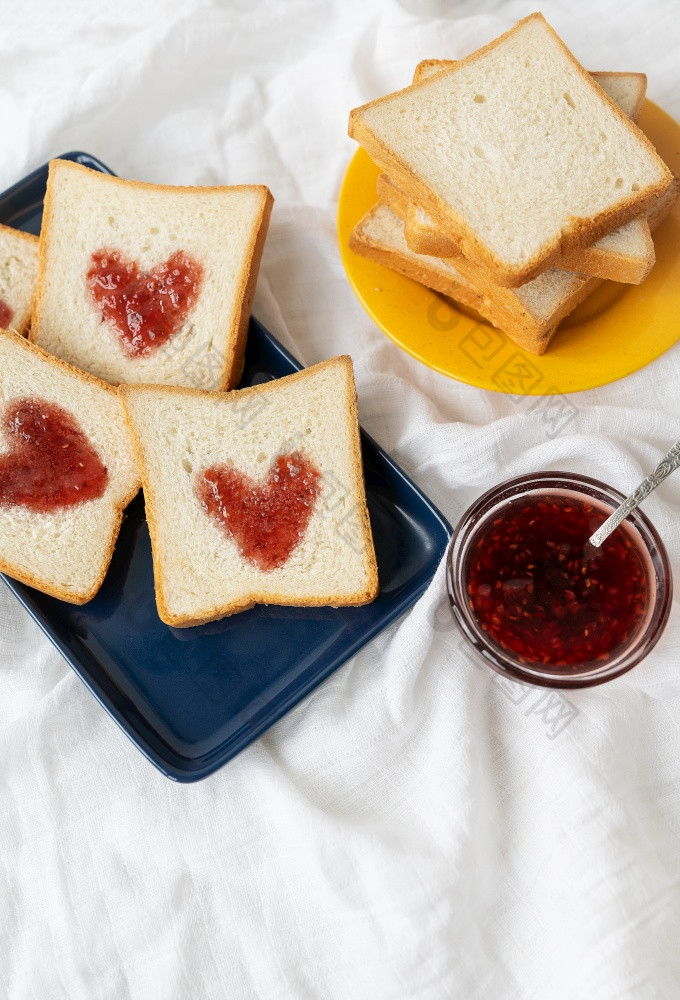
87;248;203;357
197;451;321;572
0;298;13;329
0;398;108;513
465;493;649;667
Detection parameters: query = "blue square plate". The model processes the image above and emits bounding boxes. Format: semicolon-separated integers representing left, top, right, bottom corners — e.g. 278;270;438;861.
0;153;452;781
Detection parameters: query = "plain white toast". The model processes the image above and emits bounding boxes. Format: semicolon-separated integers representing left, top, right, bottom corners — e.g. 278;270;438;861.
349;13;672;286
396;63;655;285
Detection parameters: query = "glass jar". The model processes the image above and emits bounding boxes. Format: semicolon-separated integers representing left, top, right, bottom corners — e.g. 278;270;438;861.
446;472;673;688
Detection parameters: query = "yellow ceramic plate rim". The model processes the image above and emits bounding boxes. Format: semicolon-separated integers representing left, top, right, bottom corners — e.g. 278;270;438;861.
338;99;680;396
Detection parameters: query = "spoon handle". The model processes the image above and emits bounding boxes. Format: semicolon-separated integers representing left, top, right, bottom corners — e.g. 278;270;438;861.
589;439;680;548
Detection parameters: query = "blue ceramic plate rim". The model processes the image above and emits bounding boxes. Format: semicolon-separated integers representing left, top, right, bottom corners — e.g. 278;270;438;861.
0;152;452;781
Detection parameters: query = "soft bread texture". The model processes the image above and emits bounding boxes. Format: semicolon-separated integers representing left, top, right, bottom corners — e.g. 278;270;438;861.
120;357;379;627
31;160;273;391
350;180;678;355
0;329;140;603
348;13;672;287
401;64;655;283
0;224;39;336
413;60;648;122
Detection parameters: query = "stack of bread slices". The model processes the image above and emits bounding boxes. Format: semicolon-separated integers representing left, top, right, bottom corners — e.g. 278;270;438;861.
0;161;378;624
348;13;678;355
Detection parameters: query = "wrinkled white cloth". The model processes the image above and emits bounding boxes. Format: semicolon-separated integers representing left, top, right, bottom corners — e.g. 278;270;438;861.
2;1;680;997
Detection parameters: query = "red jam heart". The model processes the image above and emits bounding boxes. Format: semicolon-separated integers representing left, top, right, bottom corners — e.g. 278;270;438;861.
465;493;648;666
197;452;321;571
0;298;13;329
0;398;108;513
87;248;203;357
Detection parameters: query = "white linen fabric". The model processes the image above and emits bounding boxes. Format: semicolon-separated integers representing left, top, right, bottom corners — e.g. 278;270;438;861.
2;1;680;996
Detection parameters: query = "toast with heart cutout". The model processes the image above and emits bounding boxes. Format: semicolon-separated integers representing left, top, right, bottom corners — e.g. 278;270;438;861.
30;159;273;391
0;329;140;603
120;356;379;626
0;223;39;335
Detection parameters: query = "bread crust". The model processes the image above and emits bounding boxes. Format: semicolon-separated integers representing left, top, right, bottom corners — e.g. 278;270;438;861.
364;197;599;345
349;13;672;287
30;159;273;391
350;176;678;357
349;207;585;354
119;356;379;627
403;198;655;284
590;71;648;124
559;220;655;283
386;176;656;286
222;189;274;389
0;328;141;604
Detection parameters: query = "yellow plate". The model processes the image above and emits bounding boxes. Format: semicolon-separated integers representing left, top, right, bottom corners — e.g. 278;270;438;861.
337;100;680;396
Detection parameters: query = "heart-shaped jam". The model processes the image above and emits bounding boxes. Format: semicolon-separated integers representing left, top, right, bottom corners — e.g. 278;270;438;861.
0;298;13;329
87;248;203;357
197;451;321;571
0;398;108;513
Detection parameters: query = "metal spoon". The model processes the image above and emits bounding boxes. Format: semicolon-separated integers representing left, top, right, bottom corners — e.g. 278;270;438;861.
589;439;680;548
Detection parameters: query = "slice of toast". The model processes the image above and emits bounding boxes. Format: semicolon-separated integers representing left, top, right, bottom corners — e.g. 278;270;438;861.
350;178;679;355
348;14;672;287
0;224;39;335
31;160;273;391
0;329;140;603
400;64;655;284
120;357;379;626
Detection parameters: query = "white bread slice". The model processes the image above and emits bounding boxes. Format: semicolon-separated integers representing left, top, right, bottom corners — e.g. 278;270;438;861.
0;224;39;336
348;13;672;287
0;329;140;603
350;178;679;355
401;64;655;284
31;160;273;391
119;357;379;627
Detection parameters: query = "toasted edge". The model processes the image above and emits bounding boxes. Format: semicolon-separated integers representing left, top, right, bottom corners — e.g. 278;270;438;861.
351;176;679;356
349;14;672;286
559;218;655;283
0;326;141;604
119;356;379;627
31;159;274;391
218;187;273;390
349;203;600;355
398;181;656;284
